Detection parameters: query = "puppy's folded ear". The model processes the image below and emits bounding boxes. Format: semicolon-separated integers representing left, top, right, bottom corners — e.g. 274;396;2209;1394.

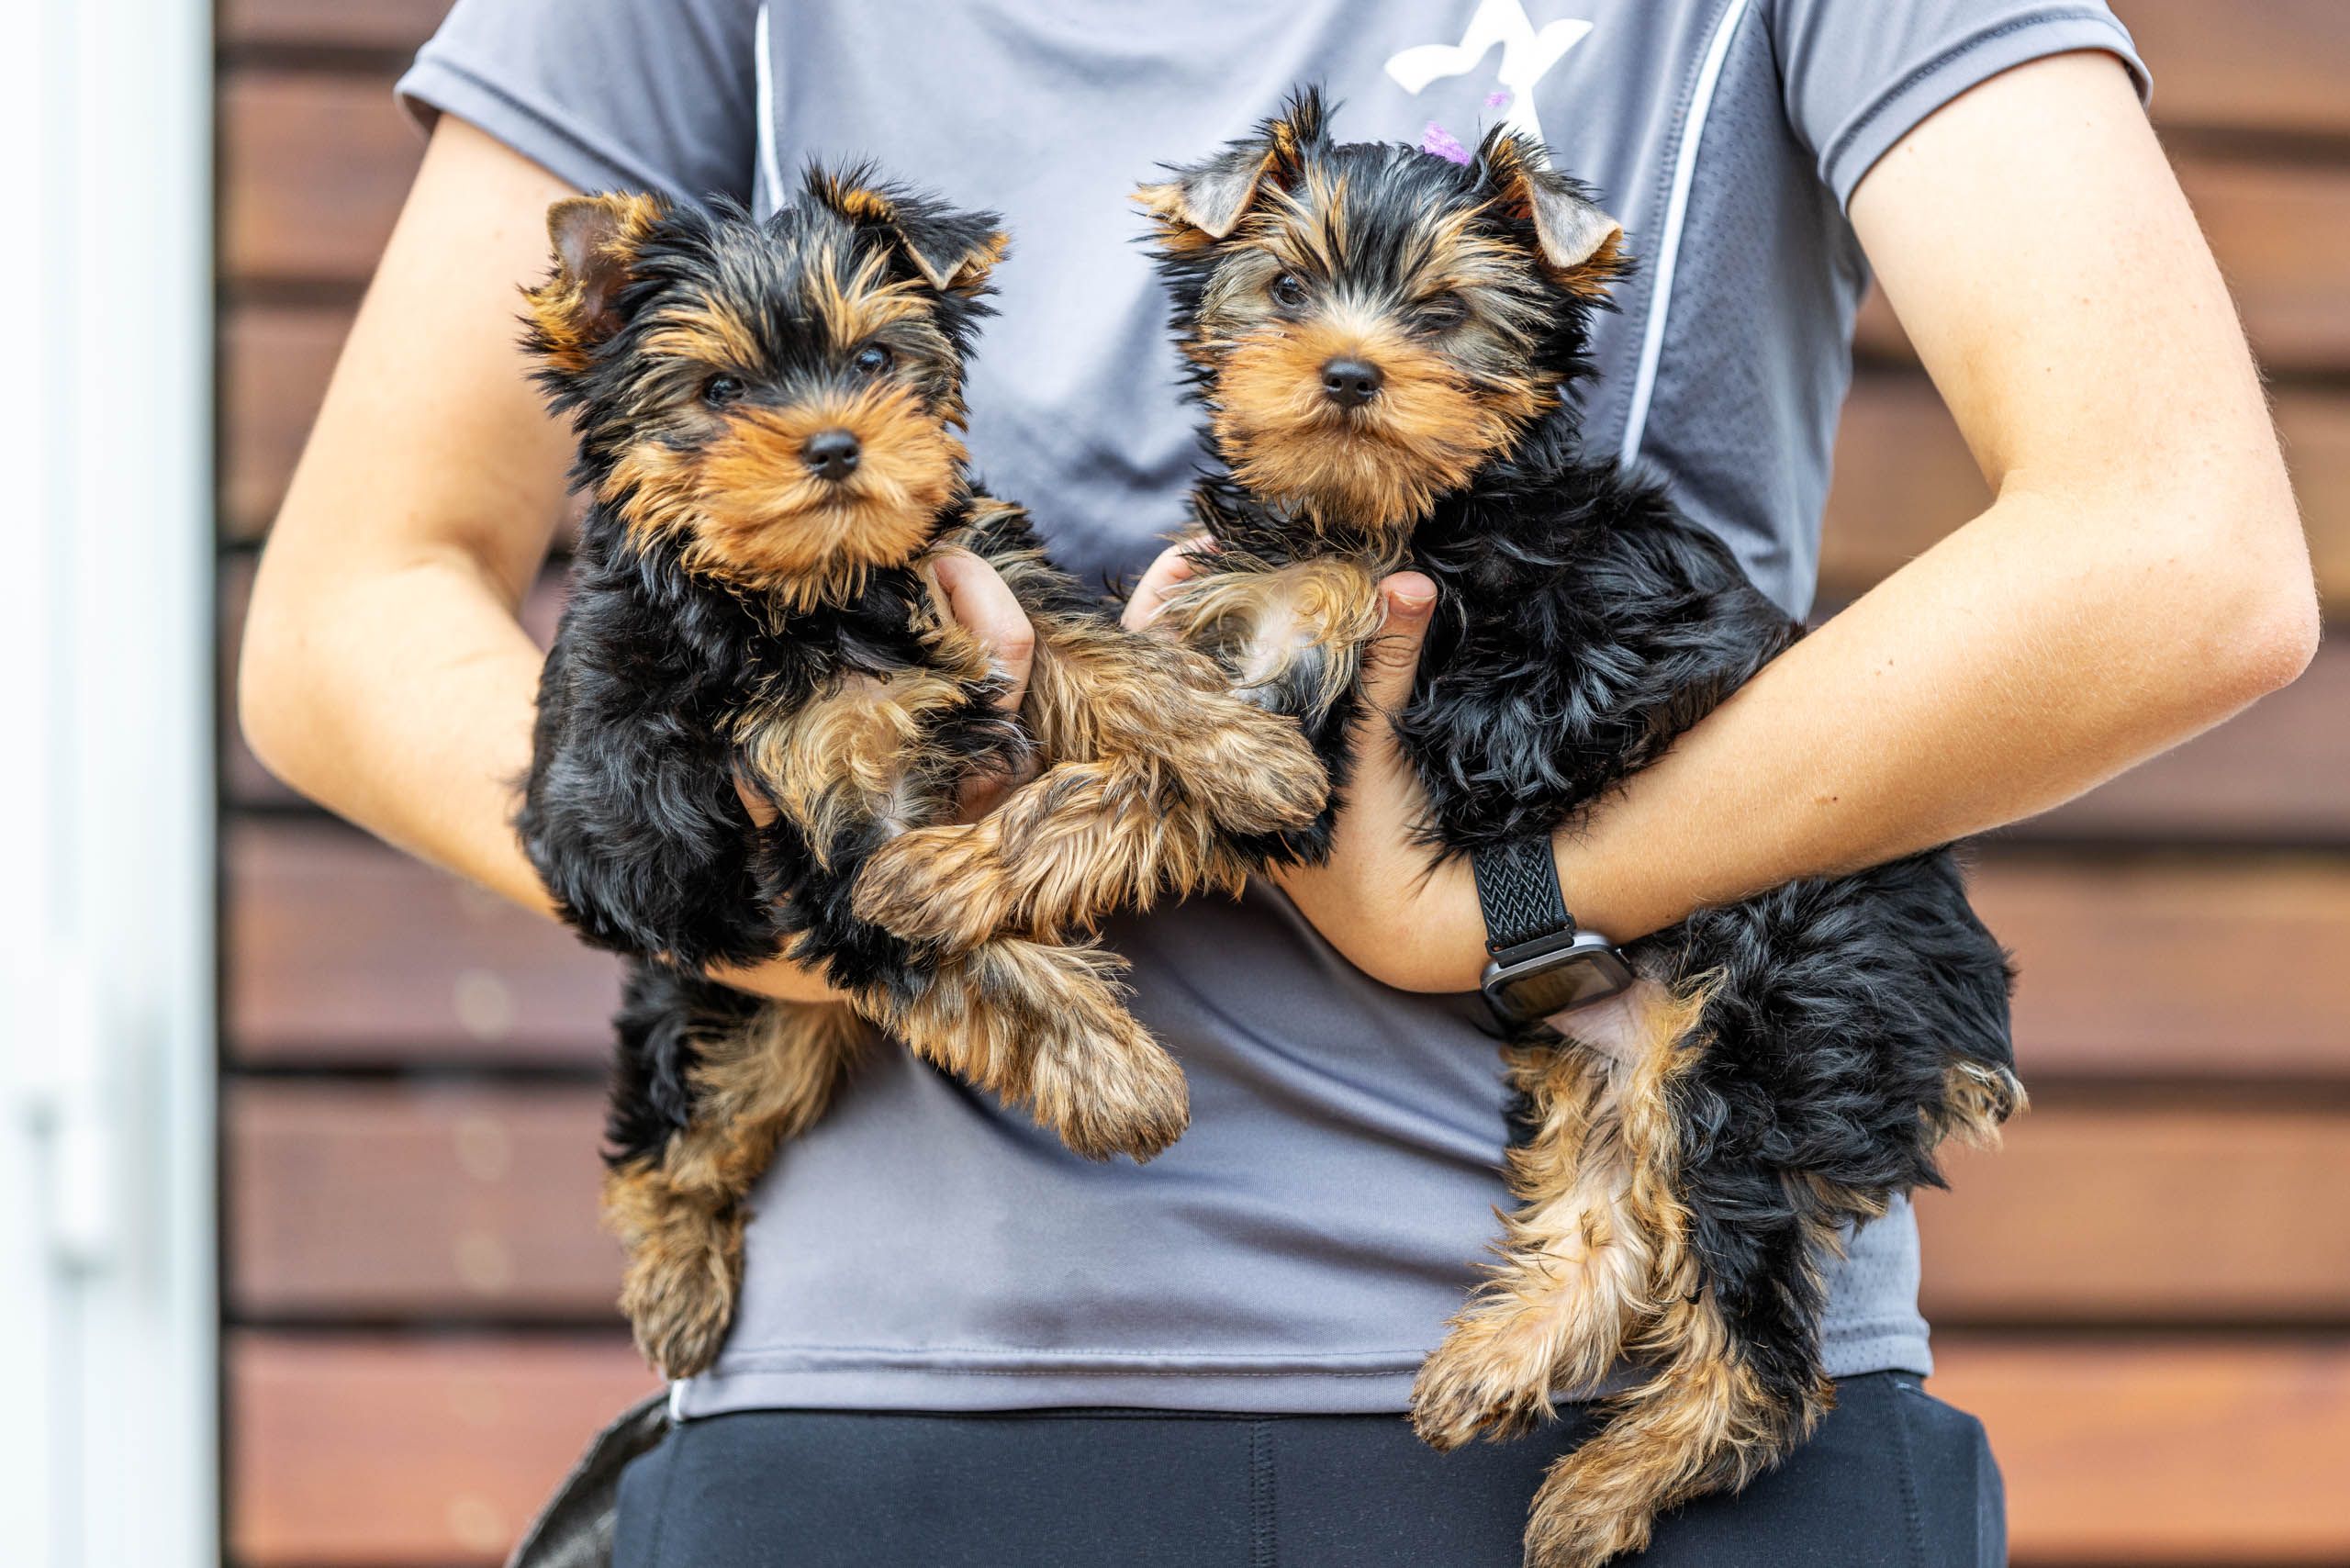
889;200;1010;294
1136;141;1276;241
805;165;1008;294
1478;131;1624;297
527;192;666;373
1136;84;1334;241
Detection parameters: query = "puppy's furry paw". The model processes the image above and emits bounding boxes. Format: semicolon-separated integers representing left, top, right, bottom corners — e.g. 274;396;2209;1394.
1029;1009;1192;1162
1410;1310;1560;1451
607;1167;744;1381
853;821;1013;950
1177;700;1330;836
878;935;1192;1162
1522;1460;1654;1568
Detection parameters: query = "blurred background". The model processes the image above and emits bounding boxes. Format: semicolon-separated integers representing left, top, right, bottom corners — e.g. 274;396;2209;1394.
6;2;2347;1566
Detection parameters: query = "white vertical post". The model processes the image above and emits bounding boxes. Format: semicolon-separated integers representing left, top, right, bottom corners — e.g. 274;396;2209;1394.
0;0;218;1564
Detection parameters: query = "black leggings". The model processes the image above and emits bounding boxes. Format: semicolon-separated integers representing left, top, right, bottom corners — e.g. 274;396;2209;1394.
613;1372;2002;1566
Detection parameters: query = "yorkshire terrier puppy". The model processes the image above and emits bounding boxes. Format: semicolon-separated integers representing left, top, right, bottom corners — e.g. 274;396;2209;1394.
516;169;1326;1379
1125;91;2018;1566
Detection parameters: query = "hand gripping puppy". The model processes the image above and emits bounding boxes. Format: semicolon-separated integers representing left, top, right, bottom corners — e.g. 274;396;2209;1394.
1116;93;2019;1567
516;168;1326;1380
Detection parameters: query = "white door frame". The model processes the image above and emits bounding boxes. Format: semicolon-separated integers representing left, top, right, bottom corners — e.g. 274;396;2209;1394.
0;2;218;1566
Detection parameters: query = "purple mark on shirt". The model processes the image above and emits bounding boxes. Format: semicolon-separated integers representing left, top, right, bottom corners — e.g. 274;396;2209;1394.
1420;121;1472;164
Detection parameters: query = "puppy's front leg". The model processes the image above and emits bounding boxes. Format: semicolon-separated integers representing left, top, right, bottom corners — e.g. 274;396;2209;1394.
851;559;1377;951
1020;605;1330;838
850;639;1329;952
733;667;1024;862
736;663;1184;1161
859;932;1190;1161
1156;555;1387;732
854;751;1238;951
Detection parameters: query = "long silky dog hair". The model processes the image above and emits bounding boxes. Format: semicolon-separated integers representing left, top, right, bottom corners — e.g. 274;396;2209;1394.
1151;95;2020;1568
1121;91;2020;1567
516;169;1325;1379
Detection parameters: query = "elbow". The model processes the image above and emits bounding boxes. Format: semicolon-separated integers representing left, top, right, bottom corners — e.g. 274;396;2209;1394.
2198;506;2322;710
2236;571;2322;699
2133;479;2322;720
236;563;324;802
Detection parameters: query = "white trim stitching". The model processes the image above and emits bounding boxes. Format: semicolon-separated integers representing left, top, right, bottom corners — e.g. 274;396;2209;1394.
754;3;785;214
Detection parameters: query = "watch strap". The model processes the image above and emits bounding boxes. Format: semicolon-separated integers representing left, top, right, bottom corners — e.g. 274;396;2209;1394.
1470;835;1575;955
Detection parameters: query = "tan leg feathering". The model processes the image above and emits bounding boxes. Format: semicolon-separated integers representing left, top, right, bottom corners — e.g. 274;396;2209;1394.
605;1000;869;1378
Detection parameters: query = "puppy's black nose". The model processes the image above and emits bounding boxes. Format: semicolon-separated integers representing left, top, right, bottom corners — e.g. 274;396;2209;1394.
1321;357;1382;408
800;429;861;481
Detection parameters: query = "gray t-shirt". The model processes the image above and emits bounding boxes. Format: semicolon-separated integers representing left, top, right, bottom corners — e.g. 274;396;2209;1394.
401;0;2144;1417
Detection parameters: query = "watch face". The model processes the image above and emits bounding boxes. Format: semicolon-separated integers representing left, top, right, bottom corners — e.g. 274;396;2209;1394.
1486;945;1635;1024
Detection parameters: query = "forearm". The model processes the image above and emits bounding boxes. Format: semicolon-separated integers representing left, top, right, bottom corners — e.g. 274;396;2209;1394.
1560;469;2311;948
1554;57;2326;960
241;551;845;1003
1280;465;2311;993
243;544;553;912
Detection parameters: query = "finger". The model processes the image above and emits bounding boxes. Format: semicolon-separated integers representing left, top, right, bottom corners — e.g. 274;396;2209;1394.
1123;533;1214;632
933;548;1036;713
1359;571;1437;720
1292;573;1441;908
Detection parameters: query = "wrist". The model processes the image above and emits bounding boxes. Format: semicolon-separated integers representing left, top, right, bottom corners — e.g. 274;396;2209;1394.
1548;812;1674;946
1470;836;1636;1022
1270;854;1486;993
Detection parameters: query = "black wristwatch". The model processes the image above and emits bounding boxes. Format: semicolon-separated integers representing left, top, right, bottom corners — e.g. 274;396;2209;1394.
1472;835;1634;1025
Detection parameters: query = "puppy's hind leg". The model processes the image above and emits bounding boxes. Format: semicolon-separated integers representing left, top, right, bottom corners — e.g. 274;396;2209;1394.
1409;1047;1632;1449
1519;1288;1827;1568
1410;980;1706;1450
854;753;1248;951
867;935;1191;1162
603;972;868;1379
1518;1191;1843;1568
1518;979;1839;1567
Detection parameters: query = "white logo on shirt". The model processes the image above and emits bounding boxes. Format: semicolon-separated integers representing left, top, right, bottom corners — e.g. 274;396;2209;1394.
1384;0;1594;147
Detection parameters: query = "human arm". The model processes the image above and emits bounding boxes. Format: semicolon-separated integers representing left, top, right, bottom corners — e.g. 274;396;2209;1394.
237;118;1036;1004
1132;51;2318;993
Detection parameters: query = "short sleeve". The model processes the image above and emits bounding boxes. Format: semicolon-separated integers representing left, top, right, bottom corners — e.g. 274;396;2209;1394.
1765;0;2151;209
396;0;761;204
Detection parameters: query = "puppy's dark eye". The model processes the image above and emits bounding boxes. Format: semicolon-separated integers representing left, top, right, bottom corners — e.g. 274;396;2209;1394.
853;344;894;377
1270;274;1309;309
701;375;745;407
1416;293;1469;332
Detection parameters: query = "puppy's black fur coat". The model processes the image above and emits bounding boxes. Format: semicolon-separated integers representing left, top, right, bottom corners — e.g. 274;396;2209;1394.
517;171;1325;1381
1136;91;2021;1567
535;490;1024;1161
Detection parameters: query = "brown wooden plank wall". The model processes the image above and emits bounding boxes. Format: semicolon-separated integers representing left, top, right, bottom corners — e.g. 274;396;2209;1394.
216;4;2350;1562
